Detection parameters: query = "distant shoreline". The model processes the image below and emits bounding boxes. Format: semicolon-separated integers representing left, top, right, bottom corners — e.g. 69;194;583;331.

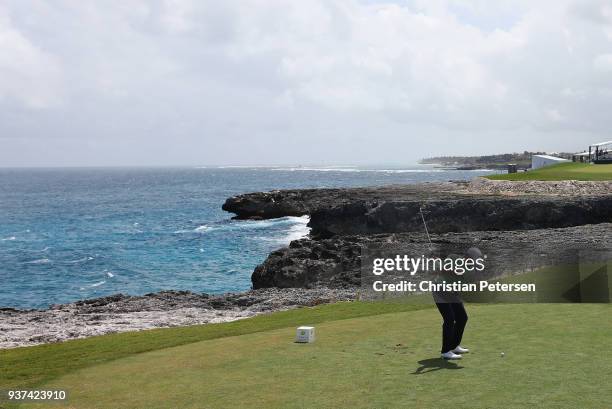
419;151;574;170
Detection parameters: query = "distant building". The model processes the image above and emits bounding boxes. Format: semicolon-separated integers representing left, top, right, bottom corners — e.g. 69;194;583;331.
531;154;570;169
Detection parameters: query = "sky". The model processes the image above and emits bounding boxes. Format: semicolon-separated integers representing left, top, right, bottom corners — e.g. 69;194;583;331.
1;0;612;167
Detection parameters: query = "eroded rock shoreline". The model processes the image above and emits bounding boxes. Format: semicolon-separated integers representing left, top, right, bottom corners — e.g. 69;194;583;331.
224;179;612;237
2;178;611;348
0;288;356;349
252;223;612;289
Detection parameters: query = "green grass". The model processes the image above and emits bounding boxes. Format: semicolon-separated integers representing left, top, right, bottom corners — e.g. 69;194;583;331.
485;162;612;181
15;304;612;409
0;300;429;391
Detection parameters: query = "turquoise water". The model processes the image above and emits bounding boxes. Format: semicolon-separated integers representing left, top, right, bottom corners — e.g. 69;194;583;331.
0;166;496;309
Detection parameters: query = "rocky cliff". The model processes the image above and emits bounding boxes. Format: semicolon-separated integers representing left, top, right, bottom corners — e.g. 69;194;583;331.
224;180;612;237
221;182;467;220
308;195;612;237
251;224;612;289
223;179;612;290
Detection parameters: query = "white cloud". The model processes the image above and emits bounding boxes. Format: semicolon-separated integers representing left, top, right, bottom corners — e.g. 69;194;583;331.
0;6;62;108
594;53;612;71
1;0;612;166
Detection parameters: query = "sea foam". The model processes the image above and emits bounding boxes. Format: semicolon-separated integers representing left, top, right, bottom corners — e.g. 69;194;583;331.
254;215;310;245
24;258;51;264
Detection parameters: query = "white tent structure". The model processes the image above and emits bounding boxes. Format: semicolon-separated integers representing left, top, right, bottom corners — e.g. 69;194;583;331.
531;154;570;169
572;151;590;162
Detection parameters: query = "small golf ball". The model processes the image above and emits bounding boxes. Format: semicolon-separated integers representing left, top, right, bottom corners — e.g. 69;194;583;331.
501;352;505;357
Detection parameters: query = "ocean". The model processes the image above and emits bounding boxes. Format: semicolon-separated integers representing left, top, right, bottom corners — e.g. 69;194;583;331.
0;166;497;309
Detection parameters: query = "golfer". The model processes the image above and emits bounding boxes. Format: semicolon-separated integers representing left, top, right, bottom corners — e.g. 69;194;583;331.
434;290;468;360
432;247;483;359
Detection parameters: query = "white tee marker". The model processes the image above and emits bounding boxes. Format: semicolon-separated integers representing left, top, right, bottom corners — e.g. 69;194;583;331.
295;326;315;343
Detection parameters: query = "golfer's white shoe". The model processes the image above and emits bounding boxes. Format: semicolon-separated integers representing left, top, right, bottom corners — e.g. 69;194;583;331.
441;351;462;360
452;346;469;354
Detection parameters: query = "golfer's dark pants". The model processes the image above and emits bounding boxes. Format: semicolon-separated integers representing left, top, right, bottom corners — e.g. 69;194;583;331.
435;302;468;353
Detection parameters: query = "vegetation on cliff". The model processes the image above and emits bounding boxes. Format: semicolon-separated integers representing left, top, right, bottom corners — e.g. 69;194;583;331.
419;151;549;168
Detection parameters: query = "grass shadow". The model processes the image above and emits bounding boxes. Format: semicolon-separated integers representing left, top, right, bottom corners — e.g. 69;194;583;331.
412;357;464;374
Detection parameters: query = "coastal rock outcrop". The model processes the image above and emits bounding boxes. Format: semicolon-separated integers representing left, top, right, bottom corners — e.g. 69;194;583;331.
227;179;612;290
308;195;612;237
221;182;468;220
224;181;612;237
222;190;315;219
251;224;612;289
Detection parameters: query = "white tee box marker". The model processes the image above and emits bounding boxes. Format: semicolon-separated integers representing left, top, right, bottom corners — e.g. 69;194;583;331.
295;326;315;343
